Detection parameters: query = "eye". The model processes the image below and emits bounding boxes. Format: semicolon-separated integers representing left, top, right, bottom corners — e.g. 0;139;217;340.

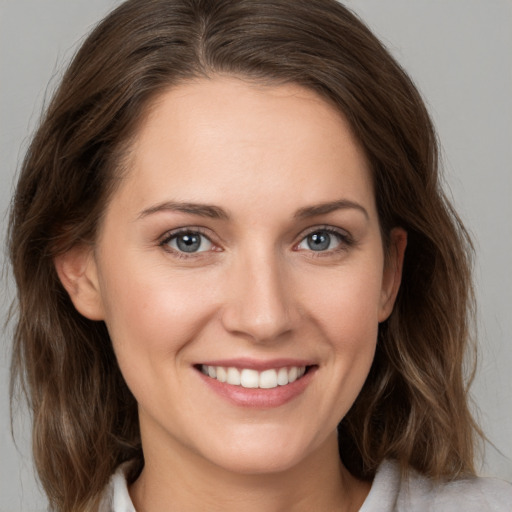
296;229;346;252
163;231;213;254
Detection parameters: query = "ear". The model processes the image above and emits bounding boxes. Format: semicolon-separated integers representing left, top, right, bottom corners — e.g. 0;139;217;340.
54;245;105;321
378;227;407;322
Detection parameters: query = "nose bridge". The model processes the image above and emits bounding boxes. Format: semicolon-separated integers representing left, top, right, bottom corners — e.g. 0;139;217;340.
221;242;297;342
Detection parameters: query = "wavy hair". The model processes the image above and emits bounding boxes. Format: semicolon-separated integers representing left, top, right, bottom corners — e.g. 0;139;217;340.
9;0;480;510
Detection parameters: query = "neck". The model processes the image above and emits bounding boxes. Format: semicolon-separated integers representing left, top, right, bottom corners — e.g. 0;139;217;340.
130;429;370;512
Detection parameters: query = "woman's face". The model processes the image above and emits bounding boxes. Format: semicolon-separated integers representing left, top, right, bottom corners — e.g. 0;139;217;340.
63;77;405;475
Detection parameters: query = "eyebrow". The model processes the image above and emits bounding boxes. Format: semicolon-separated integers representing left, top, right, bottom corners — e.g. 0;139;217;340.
138;201;229;220
137;198;368;221
294;199;369;220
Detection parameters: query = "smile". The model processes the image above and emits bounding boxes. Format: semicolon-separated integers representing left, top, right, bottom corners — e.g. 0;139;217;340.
200;365;308;389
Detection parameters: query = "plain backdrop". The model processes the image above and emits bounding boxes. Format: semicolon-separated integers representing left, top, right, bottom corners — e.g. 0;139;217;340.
1;1;511;510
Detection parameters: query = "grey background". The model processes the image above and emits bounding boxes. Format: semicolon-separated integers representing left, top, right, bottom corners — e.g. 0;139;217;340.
1;1;511;510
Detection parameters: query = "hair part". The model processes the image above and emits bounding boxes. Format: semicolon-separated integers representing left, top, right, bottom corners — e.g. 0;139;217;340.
9;1;481;510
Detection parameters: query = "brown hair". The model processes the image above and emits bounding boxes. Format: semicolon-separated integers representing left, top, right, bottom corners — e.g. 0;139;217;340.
9;0;480;510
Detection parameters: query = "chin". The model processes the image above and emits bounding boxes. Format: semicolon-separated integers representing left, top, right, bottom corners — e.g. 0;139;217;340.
195;425;326;476
208;447;305;475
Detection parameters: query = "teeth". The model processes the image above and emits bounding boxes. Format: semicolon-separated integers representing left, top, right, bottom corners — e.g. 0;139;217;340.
216;366;227;383
240;369;259;388
227;367;241;385
277;367;289;385
259;369;277;389
200;365;307;389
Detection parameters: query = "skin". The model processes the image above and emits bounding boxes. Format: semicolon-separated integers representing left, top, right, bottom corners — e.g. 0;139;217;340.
57;76;406;512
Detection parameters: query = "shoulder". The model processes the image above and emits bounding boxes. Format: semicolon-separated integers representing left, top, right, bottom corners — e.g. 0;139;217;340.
427;474;512;511
362;460;512;512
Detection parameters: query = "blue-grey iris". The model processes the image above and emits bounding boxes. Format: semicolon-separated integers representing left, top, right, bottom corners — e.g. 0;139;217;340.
176;233;202;252
307;231;331;251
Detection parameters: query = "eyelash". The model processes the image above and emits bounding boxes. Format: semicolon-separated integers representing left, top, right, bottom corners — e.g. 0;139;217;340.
158;225;354;259
159;227;217;259
295;226;354;257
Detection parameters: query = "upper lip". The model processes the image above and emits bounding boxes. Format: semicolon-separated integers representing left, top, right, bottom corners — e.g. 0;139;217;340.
195;357;316;371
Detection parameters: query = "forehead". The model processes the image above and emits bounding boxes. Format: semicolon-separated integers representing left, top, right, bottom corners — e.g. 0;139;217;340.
112;76;375;220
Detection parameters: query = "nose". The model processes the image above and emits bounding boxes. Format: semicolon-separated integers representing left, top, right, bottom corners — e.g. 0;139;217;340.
220;249;300;344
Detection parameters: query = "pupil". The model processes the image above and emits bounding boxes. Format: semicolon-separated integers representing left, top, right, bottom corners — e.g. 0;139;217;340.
308;232;330;251
177;233;201;252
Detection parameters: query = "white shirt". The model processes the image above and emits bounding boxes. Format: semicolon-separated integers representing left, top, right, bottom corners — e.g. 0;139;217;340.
99;459;512;511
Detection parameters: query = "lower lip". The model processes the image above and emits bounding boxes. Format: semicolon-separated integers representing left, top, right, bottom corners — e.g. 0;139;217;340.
197;367;317;408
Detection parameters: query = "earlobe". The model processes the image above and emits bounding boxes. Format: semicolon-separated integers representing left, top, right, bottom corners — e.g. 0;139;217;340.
378;228;407;322
54;245;105;321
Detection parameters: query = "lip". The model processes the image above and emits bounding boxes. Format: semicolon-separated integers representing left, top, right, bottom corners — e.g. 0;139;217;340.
194;359;318;409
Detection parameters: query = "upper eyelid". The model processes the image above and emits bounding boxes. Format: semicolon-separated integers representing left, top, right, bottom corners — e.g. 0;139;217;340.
297;224;352;240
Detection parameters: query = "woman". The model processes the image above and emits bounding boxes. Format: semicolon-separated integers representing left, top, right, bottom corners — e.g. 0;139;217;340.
8;0;512;511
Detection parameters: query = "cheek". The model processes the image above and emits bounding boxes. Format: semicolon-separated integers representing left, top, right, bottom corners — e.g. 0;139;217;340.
290;262;383;429
305;262;384;345
98;257;219;363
